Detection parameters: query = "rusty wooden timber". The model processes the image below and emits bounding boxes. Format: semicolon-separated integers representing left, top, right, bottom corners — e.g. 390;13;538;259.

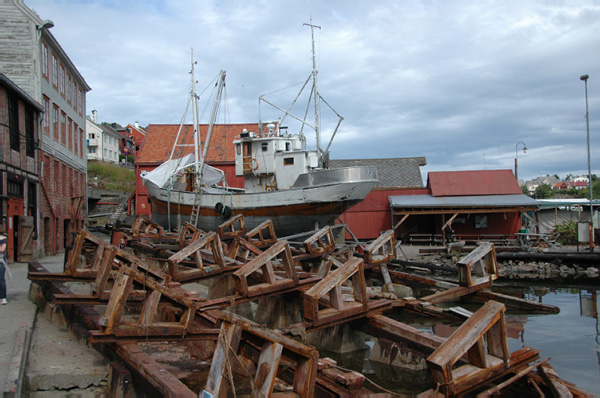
27;216;591;397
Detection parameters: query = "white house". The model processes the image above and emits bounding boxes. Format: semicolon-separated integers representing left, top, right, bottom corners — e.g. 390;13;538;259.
86;110;121;164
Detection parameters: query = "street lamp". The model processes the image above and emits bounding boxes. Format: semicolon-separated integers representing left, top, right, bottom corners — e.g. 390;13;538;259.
581;74;594;250
514;141;527;181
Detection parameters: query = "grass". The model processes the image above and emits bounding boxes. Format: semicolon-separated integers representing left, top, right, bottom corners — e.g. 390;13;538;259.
88;160;135;192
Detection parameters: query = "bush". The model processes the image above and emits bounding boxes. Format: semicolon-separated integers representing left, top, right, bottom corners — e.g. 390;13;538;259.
553;220;577;245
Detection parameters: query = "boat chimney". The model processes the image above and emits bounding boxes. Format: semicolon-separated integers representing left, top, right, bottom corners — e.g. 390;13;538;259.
135;121;139;129
92;109;97;123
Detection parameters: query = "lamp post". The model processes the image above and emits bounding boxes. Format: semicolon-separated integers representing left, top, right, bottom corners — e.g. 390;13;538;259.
581;74;594;251
514;141;527;181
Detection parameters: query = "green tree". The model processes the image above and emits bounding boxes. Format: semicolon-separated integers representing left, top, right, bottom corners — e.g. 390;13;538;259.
521;185;530;196
534;184;553;199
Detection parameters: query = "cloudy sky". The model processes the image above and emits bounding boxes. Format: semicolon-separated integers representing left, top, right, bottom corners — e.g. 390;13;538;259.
26;0;599;182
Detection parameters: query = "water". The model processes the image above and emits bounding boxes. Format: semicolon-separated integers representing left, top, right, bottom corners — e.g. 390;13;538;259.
320;285;600;395
502;286;600;395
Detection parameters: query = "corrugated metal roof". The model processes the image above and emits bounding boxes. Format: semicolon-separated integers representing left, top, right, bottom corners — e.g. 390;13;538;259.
427;169;522;197
329;157;427;188
389;194;538;208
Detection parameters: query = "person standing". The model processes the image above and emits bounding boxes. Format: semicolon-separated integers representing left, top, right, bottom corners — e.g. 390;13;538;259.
0;235;7;304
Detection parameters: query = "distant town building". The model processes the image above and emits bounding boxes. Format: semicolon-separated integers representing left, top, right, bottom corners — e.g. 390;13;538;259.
85;111;121;164
0;0;90;257
124;122;146;153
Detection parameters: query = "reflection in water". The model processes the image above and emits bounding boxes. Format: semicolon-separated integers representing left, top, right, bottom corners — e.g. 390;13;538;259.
211;279;599;395
501;286;600;395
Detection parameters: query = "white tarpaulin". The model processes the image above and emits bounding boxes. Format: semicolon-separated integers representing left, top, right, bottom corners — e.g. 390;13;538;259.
141;154;225;189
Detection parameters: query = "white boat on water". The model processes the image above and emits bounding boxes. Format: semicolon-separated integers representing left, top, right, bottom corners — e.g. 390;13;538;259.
142;23;378;236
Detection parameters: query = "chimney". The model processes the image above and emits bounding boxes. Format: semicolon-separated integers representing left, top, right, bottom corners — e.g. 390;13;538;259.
135;121;139;129
92;109;97;123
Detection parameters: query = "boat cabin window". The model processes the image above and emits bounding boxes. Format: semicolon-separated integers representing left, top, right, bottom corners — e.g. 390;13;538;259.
262;143;268;152
236;144;241;155
285;142;291;151
284;157;294;166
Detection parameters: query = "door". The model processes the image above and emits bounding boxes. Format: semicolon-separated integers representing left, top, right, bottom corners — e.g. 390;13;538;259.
7;197;24;262
17;216;34;262
242;142;253;175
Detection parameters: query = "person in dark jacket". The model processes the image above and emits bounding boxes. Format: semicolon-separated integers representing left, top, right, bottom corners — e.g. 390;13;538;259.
444;223;454;244
0;235;7;304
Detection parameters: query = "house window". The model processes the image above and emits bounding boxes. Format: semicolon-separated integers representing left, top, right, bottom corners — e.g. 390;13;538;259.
8;93;20;151
52;54;58;88
60;111;66;145
25;107;35;158
8;179;23;198
474;215;488;229
53;105;59;140
73;122;78;155
67;73;72;104
78;89;83;116
59;64;65;96
284;157;294;166
43;96;50;134
41;42;49;79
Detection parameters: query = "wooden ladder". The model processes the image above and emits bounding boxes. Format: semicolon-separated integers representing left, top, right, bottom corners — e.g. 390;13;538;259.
189;190;201;227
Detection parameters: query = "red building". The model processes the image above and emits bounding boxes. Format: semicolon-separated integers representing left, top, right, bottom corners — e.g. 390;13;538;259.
125;123;146;153
0;75;43;262
390;169;539;243
331;158;428;240
132;123;257;216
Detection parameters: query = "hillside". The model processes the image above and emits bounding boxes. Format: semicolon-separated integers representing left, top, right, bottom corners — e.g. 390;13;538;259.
88;161;135;192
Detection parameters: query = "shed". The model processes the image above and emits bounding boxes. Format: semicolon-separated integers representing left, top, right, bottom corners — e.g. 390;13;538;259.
390;170;539;245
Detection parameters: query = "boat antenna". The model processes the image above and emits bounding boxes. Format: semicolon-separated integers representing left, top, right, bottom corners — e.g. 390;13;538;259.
303;17;322;165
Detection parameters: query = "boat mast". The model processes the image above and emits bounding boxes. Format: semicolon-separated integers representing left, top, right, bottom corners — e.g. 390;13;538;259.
304;18;322;166
191;50;201;178
197;70;226;188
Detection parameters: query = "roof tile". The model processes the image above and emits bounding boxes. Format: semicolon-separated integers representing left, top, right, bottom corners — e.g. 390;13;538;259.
427;169;522;197
137;123;260;165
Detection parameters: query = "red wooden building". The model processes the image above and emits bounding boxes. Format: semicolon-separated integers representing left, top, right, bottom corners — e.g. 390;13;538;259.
331;158;428;240
389;169;539;244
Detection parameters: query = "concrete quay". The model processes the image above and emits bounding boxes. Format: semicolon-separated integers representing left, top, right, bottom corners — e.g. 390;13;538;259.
0;254;109;397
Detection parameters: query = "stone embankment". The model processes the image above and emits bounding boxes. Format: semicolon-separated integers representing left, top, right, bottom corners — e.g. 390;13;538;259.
411;248;600;281
498;259;599;280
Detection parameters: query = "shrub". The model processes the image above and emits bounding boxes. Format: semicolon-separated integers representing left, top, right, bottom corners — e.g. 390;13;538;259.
553;220;577;245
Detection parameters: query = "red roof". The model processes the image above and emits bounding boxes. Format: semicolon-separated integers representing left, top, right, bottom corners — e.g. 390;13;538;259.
427;169;522;197
137;123;260;165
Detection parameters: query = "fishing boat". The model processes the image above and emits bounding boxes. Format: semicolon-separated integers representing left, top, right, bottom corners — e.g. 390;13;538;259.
142;23;378;236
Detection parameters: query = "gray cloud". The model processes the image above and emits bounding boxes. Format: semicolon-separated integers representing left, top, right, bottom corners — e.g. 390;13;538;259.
27;0;600;182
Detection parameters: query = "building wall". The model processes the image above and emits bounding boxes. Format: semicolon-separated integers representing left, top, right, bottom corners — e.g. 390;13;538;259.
339;188;431;240
0;0;89;256
0;1;40;101
0;80;42;262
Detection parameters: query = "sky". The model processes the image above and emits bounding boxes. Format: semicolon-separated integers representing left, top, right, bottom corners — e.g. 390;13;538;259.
25;0;600;183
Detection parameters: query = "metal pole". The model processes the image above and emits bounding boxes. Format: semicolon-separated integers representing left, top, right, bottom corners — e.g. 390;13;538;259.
581;74;594;251
515;141;527;181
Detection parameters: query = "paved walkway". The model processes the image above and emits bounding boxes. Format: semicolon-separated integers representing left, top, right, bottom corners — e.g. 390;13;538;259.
0;253;108;396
